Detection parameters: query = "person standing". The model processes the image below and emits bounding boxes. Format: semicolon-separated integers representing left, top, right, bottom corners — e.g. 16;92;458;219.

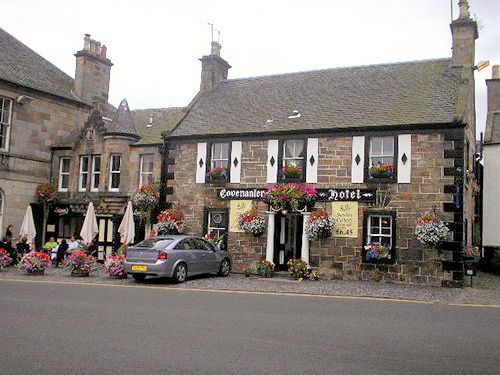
5;225;13;242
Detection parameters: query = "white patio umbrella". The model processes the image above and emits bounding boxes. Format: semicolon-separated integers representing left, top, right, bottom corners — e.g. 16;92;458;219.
118;201;135;244
80;202;98;244
19;206;37;244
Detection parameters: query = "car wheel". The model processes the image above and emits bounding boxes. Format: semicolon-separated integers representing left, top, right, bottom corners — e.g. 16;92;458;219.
132;274;146;282
218;258;231;277
173;263;187;284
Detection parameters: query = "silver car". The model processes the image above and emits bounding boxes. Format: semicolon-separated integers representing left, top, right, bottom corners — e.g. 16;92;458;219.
124;235;231;283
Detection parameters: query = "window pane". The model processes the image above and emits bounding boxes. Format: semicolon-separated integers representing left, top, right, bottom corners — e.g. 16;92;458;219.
61;175;69;189
370;216;380;228
141;155;154;173
209;212;226;228
381;216;391;228
112;155;121;171
294;140;305;157
380;237;391;246
62;158;70;172
81;174;88;188
382;137;394;155
93;174;100;189
284;141;293;158
81;157;89;172
371;138;382;155
111;173;120;189
94;156;101;172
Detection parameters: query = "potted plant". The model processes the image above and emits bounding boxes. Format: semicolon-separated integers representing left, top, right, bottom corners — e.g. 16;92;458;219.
17;251;52;274
203;232;226;250
305;211;335;241
266;183;318;212
157;209;186;235
287;259;311;281
369;163;395;179
62;251;96;277
238;210;266;237
206;167;228;182
364;242;391;261
415;212;450;248
0;249;12;270
103;253;126;278
242;264;254;277
132;185;160;222
255;259;274;278
282;162;304;181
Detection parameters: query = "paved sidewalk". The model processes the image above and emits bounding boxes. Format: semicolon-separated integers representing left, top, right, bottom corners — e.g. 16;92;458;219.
1;266;499;306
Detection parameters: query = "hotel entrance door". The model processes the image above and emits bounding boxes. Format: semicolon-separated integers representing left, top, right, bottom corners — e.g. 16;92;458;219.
274;213;303;271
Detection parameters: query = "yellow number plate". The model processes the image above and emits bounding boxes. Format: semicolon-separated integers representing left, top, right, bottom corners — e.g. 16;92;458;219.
132;265;147;271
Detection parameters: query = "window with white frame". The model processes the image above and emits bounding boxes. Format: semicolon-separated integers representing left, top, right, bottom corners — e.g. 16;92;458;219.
369;136;395;167
58;157;71;192
91;155;101;192
109;154;121;191
206;209;228;239
367;214;393;248
139;154;154;187
210;143;229;170
282;139;305;180
78;156;90;192
0;97;13;151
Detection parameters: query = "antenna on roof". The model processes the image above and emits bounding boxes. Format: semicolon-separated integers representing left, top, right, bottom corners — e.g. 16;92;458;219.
207;22;214;42
217;29;221;43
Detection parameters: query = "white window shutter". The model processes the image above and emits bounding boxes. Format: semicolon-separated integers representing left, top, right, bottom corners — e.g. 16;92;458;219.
397;134;412;183
267;140;279;183
196;142;207;183
351;136;365;183
306;138;318;183
230;141;242;183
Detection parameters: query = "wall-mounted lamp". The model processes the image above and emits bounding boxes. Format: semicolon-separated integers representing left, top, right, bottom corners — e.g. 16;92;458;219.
17;95;34;105
474;60;490;72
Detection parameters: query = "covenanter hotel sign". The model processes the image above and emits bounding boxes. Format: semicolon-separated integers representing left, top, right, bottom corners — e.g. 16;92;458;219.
218;188;375;202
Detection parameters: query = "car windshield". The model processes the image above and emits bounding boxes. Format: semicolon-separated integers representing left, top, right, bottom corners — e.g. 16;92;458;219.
134;238;174;249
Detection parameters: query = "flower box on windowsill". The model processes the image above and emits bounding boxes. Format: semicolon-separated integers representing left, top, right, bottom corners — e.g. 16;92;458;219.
281;174;304;183
206;167;228;185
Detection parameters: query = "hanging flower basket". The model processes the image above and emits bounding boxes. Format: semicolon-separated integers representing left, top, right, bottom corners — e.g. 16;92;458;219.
238;210;266;237
132;185;160;221
157;209;186;235
17;251;52;274
364;242;391;260
103;254;127;278
35;183;58;205
266;183;318;212
305;211;335;241
62;251;97;277
415;212;449;248
0;249;13;270
369;163;395;179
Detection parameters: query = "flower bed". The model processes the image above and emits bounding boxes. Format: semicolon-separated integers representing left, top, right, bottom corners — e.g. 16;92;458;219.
415;212;449;248
238;210;266;237
305;211;335;240
0;249;12;269
266;183;317;212
63;251;96;276
17;251;52;274
242;259;274;277
369;163;395;179
157;209;186;235
132;185;160;220
206;167;228;182
364;242;391;260
103;254;126;277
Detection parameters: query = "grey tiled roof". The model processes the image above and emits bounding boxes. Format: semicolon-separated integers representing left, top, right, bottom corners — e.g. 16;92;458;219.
107;99;139;138
132;107;186;144
170;58;461;137
0;27;83;103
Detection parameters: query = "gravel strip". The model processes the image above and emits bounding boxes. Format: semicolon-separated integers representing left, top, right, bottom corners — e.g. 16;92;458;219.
1;267;499;306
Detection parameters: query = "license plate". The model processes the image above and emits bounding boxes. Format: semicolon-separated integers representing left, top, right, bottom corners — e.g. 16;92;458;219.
132;265;147;271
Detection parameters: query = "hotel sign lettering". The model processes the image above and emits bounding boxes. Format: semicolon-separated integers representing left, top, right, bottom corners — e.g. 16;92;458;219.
218;188;375;202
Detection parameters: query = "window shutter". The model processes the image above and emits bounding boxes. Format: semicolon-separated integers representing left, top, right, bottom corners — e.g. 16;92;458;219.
397;134;412;183
351;136;365;183
306;138;318;183
230;141;242;183
196;142;207;183
267;140;279;183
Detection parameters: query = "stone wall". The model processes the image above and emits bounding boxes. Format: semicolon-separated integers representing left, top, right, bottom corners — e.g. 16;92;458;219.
168;130;458;286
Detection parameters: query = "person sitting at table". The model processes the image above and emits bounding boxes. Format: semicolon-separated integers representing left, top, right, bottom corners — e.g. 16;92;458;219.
43;237;59;257
16;236;30;257
55;239;69;267
67;235;81;252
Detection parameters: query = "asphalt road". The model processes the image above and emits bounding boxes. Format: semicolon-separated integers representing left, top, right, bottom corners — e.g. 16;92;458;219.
0;280;499;375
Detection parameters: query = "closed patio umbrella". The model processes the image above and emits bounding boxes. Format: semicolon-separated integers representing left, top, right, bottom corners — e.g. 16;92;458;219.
118;201;135;244
19;206;36;244
80;202;98;245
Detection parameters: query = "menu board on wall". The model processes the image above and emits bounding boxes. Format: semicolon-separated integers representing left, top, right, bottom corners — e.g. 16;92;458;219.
229;200;253;232
331;202;358;238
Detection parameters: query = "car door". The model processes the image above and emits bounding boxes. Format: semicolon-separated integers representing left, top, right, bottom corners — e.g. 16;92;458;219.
175;239;201;275
195;238;219;273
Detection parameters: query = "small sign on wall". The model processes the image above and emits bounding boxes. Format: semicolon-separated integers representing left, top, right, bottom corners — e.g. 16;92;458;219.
332;202;359;238
229;200;253;232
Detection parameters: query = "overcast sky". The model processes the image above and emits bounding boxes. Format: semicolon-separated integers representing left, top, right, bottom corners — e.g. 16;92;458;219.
2;0;499;136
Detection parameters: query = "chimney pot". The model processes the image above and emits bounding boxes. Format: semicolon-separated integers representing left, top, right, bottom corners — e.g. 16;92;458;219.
84;34;91;51
101;45;107;59
458;0;471;20
493;65;500;79
95;41;101;55
211;41;221;57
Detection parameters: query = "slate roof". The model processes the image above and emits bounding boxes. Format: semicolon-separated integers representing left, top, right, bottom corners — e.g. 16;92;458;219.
169;58;461;138
0;27;83;103
132;107;185;144
106;99;139;138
